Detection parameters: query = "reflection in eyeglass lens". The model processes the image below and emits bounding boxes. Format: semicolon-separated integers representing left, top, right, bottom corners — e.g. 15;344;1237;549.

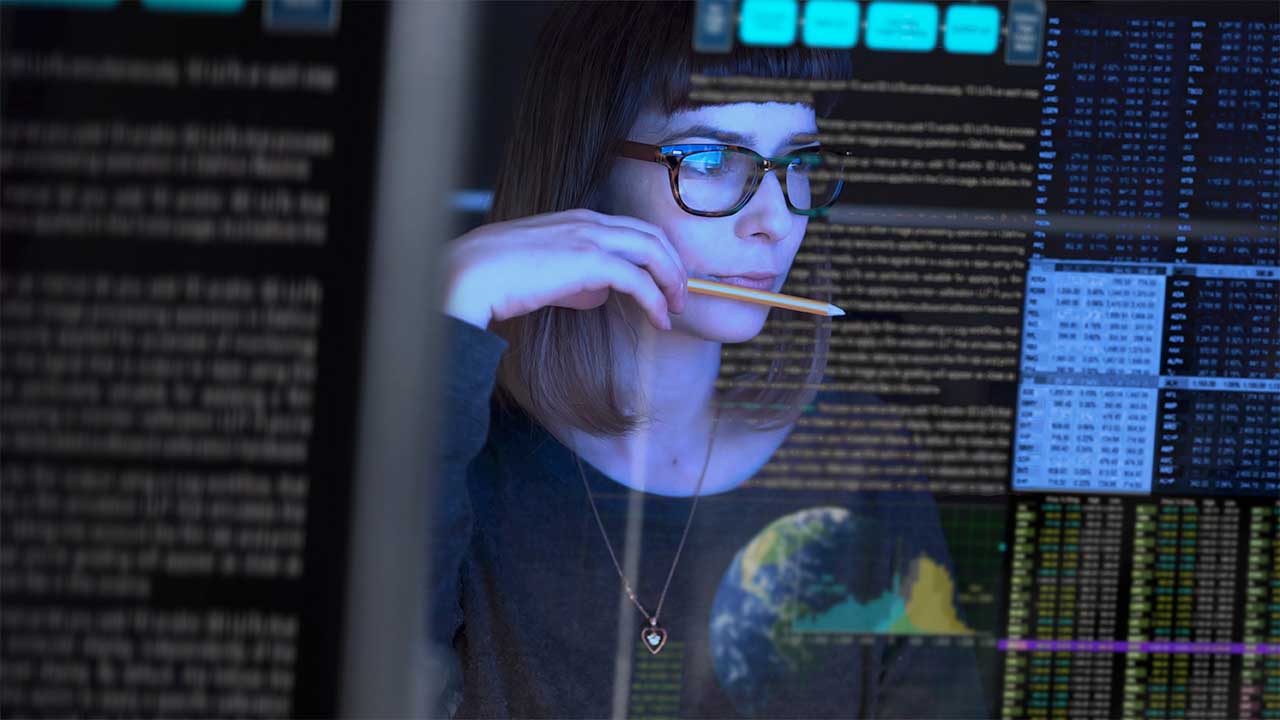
677;149;838;213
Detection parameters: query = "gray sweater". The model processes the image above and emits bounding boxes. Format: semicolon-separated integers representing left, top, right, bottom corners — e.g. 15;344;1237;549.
428;313;989;718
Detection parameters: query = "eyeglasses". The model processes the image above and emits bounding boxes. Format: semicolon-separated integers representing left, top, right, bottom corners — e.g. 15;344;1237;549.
617;140;844;218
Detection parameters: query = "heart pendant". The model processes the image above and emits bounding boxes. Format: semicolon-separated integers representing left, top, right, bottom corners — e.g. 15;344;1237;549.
641;625;668;655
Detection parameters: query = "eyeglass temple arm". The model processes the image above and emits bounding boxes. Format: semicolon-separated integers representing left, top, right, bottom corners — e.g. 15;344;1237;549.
617;140;665;162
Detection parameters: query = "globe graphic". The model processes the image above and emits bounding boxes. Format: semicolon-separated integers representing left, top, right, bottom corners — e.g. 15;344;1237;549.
710;506;896;717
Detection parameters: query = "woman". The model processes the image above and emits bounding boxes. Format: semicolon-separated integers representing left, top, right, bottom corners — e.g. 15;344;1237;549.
432;2;987;717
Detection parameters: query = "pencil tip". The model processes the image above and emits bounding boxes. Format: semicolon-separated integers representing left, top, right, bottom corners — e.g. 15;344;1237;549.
830;305;845;317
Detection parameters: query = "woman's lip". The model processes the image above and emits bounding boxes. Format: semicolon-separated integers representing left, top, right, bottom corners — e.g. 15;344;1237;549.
707;274;778;291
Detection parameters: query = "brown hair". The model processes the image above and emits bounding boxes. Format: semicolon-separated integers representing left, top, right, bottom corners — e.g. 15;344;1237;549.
487;0;849;436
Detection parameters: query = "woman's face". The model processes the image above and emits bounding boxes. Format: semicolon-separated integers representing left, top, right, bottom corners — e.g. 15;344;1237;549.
601;102;818;343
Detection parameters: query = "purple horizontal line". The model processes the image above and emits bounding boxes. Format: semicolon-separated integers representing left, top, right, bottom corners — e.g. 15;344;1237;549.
999;639;1280;655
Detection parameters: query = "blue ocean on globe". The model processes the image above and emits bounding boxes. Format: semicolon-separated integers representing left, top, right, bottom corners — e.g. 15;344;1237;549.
709;506;896;717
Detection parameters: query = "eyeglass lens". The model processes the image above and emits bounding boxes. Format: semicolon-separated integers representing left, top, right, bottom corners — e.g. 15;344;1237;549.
676;149;839;214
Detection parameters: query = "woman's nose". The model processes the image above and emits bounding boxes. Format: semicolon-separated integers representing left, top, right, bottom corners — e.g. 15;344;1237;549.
736;170;793;241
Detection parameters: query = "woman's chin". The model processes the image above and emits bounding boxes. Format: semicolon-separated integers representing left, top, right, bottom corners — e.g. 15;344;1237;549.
674;299;770;343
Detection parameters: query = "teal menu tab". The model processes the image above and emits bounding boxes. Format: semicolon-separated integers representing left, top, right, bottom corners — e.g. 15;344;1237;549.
739;0;797;46
944;5;1000;54
865;1;938;52
141;0;244;12
803;0;859;48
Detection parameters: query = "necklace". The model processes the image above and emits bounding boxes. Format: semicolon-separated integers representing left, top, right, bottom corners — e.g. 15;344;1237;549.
575;402;722;655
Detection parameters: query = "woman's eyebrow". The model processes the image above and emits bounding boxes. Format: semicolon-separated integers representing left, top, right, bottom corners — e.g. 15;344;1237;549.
657;123;749;145
657;123;819;150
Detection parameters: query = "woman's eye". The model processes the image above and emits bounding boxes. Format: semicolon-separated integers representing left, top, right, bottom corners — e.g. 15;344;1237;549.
687;153;728;176
786;150;823;174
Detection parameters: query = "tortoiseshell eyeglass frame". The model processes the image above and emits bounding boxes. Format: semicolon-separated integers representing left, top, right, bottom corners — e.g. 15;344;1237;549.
616;139;845;218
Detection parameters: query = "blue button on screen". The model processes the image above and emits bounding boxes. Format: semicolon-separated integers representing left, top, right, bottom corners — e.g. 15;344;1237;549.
142;0;244;12
866;2;939;52
739;0;798;47
803;0;860;48
945;5;1000;54
694;0;736;53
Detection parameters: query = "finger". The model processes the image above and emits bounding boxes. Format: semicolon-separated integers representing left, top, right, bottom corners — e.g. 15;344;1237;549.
578;253;672;330
527;209;688;311
579;211;688;307
573;224;686;316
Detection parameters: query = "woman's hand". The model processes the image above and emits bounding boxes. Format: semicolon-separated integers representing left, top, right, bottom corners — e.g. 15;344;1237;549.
443;208;688;331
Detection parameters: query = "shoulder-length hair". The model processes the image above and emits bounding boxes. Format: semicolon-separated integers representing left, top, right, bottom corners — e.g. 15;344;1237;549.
487;0;849;436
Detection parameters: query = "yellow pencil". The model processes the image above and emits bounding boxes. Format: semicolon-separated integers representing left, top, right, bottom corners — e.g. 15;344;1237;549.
686;278;844;317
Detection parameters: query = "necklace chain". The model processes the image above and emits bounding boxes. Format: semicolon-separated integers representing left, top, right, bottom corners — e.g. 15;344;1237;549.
576;402;722;628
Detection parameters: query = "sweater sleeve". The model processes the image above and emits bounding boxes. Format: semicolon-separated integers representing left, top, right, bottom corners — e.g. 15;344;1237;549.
425;313;508;718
